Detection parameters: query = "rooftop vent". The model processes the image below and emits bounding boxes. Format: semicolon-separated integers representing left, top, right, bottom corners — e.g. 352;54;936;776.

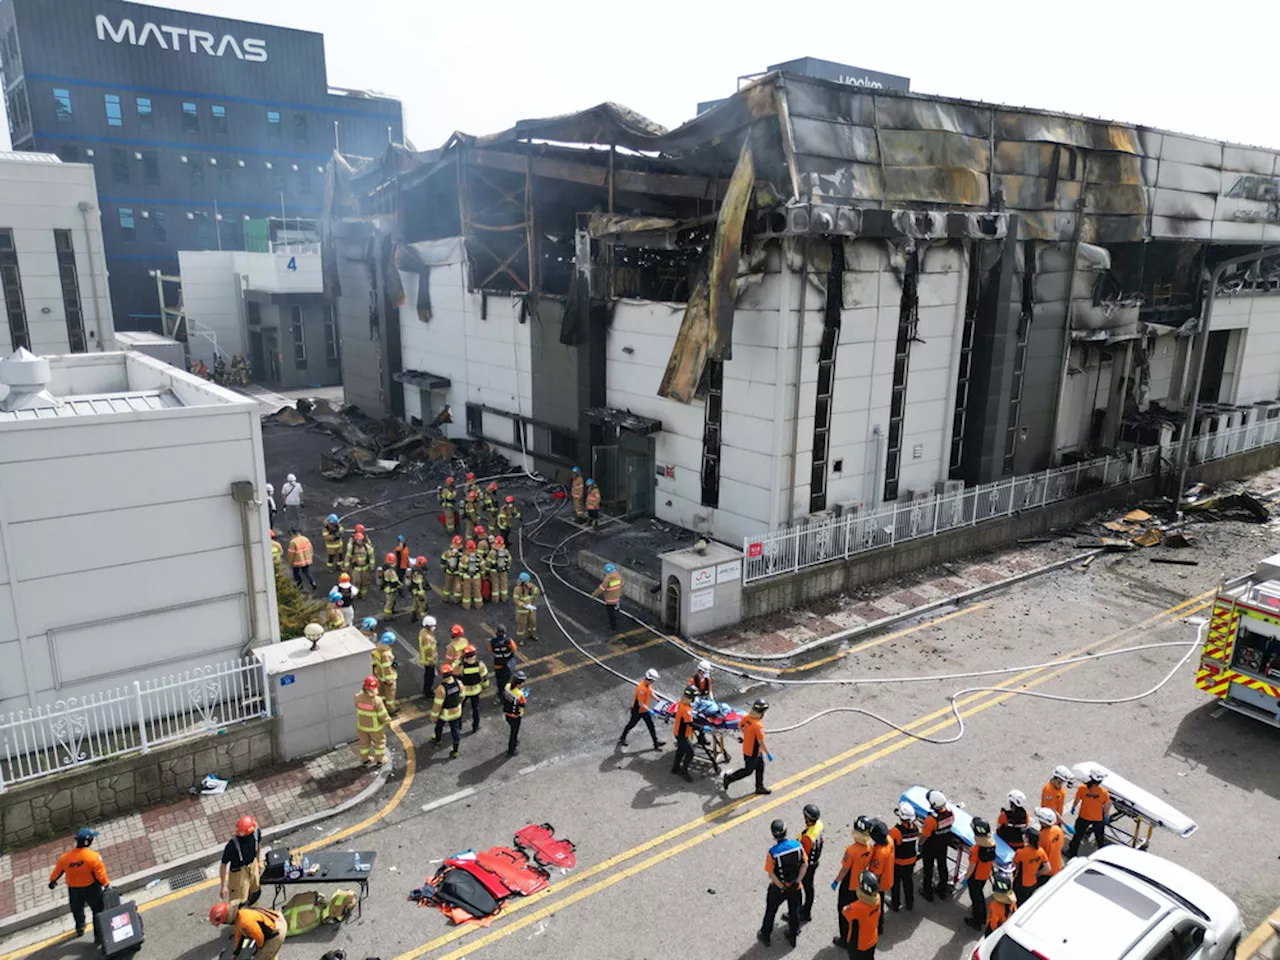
0;348;59;412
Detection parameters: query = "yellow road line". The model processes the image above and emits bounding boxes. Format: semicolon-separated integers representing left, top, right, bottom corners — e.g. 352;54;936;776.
391;591;1211;960
517;627;648;669
529;637;668;682
1240;901;1280;957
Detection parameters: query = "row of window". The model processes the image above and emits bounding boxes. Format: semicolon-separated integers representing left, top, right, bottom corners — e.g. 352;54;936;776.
55;143;324;194
1;228;87;353
115;206;260;246
53;88;311;141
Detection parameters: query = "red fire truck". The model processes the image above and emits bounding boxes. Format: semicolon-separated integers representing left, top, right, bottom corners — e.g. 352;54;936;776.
1195;554;1280;726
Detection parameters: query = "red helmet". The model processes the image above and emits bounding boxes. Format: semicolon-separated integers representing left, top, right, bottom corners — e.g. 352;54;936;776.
445;476;455;485
505;495;515;504
466;489;478;500
355;524;366;534
463;644;477;657
440;664;454;676
235;815;258;837
465;540;476;551
466;472;475;481
415;556;427;567
450;624;464;637
487;482;498;492
339;573;351;583
354;532;365;542
362;675;379;690
385;553;396;564
494;536;505;547
474;525;486;536
209;902;231;925
451;535;462;546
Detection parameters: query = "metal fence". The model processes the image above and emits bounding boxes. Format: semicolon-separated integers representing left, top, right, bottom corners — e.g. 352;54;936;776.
0;657;270;792
743;417;1280;584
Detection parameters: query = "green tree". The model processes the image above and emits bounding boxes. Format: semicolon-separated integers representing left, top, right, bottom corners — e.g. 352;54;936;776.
275;567;327;639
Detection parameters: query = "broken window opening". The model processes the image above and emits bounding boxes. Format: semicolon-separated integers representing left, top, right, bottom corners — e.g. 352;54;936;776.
949;241;981;478
1003;240;1035;474
883;248;919;502
608;239;708;304
54;229;86;353
700;360;724;508
465;403;483;437
810;237;844;514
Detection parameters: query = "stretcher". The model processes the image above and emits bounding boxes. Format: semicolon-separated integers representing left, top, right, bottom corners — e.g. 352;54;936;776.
652;696;744;773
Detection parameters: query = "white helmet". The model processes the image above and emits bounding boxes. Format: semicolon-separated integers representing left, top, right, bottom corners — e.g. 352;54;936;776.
1089;765;1107;782
897;801;916;820
644;668;659;681
1035;807;1056;826
286;473;297;482
926;789;947;810
697;660;712;675
1007;789;1026;808
1052;765;1073;783
266;483;274;494
423;615;437;628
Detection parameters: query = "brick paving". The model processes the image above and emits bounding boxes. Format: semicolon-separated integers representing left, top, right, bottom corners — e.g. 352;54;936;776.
0;745;373;921
702;542;1076;657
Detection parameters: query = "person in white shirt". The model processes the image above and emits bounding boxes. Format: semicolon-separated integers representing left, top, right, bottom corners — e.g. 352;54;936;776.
265;483;277;531
281;474;303;531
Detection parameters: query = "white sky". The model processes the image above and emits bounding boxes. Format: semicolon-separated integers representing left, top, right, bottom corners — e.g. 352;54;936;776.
15;0;1280;152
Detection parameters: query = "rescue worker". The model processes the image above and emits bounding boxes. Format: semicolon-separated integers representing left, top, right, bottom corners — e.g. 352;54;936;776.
489;536;512;602
489;626;519;695
570;466;586;520
430;664;464;759
962;817;996;930
585;477;602;528
463;471;479;502
496;495;520;538
1036;807;1065;882
418;616;438;697
380;553;401;617
997;789;1029;849
209;901;288;960
213;354;227;384
442;536;463;604
503;669;528;757
832;816;875;945
591;562;624;632
797;804;824;924
512;572;540;640
483;481;499;528
408;556;429;621
280;472;303;531
986;870;1017;935
321;514;344;571
334;573;358;627
474;525;491;561
463;488;482;540
460;540;485;610
1041;765;1072;825
688;659;713;698
1012;827;1047;904
287;528;316;590
439;476;459;533
270;529;283;569
759;819;806;948
617;667;665;750
325;591;346;630
919;789;954;902
868;819;894;932
458;645;490;732
444;623;470;668
48;827;110;938
345;526;376;593
1065;765;1111;858
841;870;882;960
393;535;412;594
373;631;399;714
354;675;390;766
888;802;919;913
671;685;697;783
723;698;770;795
266;483;277;531
219;815;263;906
358;615;379;644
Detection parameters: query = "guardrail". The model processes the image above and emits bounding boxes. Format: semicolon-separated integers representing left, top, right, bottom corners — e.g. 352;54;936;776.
743;417;1280;585
0;657;269;792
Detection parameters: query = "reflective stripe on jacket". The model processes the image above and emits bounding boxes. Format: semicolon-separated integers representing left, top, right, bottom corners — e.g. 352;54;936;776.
459;660;488;697
354;693;388;732
598;573;623;604
433;678;463;720
287;536;313;567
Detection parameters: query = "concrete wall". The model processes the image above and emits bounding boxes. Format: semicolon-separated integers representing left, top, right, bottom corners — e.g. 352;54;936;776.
0;719;274;850
578;549;661;616
0;158;113;355
1216;293;1280;405
334;229;388;418
178;249;242;362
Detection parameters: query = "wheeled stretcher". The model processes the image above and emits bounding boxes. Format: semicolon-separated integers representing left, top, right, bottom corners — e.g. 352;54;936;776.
652;696;744;773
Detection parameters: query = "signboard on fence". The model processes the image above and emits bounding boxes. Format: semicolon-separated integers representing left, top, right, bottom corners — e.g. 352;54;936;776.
747;542;763;558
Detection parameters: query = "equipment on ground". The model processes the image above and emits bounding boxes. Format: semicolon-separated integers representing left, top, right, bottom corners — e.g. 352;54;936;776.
513;823;577;870
411;846;552;924
1195;554;1280;726
1069;762;1197;849
95;885;144;956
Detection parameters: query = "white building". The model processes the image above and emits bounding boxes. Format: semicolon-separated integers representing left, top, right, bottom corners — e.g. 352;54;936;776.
0;151;113;356
0;348;277;713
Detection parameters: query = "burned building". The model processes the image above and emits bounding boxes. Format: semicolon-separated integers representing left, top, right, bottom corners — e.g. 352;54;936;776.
325;72;1280;546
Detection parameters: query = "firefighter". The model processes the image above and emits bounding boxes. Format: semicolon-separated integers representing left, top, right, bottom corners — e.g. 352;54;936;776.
209;901;288;960
840;870;882;960
617;668;665;750
463;488;482;540
474;524;491;561
503;669;528;756
393;535;412;594
372;631;399;715
354;675;390;766
962;817;997;930
418;616;438;697
512;572;540;640
888;802;918;913
213;354;227;384
1065;765;1111;858
483;481;499;528
439;476;459;533
358;615;379;644
997;789;1030;850
1036;807;1065;881
868;819;894;932
379;553;401;617
408;556;429;621
287;528;316;590
723;699;770;796
585;477;601;528
325;591;346;630
442;535;463;604
219;815;263;906
321;514;344;571
431;664;464;759
759;819;807;948
460;540;485;610
986;870;1017;935
345;526;376;593
334;573;358;628
458;645;490;732
919;789;954;902
1041;765;1072;825
496;495;520;539
671;684;697;783
48;827;110;938
796;804;824;925
570;466;586;520
463;471;479;502
490;535;512;602
591;562;624;632
1012;827;1048;904
832;816;874;946
444;623;469;667
270;529;283;569
489;625;518;696
688;659;713;698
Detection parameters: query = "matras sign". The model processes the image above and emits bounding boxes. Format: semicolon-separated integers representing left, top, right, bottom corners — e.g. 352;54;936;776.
95;15;268;62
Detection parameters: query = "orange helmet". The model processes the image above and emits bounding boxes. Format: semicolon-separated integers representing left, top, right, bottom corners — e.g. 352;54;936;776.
354;532;365;542
451;535;462;547
445;476;455;485
415;556;427;567
362;675;379;691
487;482;498;492
465;540;476;551
494;536;505;547
450;624;464;637
474;525;486;536
339;573;351;584
385;553;396;564
466;472;475;481
505;495;515;504
440;663;454;676
463;644;477;657
209;902;231;925
466;489;478;500
355;524;366;534
235;815;258;837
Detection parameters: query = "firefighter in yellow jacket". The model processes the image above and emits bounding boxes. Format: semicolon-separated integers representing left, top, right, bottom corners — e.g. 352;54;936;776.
354;675;390;766
418;616;438;697
442;536;463;604
431;664;464;759
512;572;540;640
439;476;459;533
570;466;585;520
380;553;401;617
592;562;624;632
321;514;344;571
408;556;429;620
489;536;512;602
463;488;482;540
483;481;500;528
458;645;490;733
444;623;470;667
460;540;485;610
372;632;399;715
345;526;376;592
270;530;283;569
496;495;521;539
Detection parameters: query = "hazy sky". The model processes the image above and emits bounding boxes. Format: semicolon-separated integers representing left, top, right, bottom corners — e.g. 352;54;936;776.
13;0;1280;152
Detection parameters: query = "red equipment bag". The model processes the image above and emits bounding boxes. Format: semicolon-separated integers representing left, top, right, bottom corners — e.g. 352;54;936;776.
481;579;492;601
443;857;511;900
514;823;577;870
475;846;549;896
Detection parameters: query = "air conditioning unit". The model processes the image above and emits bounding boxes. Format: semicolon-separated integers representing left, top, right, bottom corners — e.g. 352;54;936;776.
905;488;934;503
965;212;1008;240
833;500;864;519
892;209;947;241
783;202;862;237
934;480;965;497
805;509;834;526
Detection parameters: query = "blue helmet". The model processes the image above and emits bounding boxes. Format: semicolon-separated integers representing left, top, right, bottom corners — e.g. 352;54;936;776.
604;562;616;573
328;587;341;602
361;616;378;631
397;534;405;543
379;631;396;645
586;478;595;486
326;514;338;524
75;827;98;843
519;572;531;582
572;466;581;474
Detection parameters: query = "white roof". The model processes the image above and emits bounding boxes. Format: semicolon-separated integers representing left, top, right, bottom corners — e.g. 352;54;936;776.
0;151;60;163
0;389;183;422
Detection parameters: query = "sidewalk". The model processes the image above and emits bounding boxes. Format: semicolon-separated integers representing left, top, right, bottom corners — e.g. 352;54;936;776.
0;745;375;924
697;541;1078;658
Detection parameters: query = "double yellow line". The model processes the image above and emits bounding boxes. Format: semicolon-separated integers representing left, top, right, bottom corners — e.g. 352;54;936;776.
391;590;1212;960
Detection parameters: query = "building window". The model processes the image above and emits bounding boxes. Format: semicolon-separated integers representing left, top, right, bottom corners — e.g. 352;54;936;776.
0;230;29;351
324;305;339;362
700;360;723;508
549;428;577;460
57;145;79;163
949;248;982;479
5;27;17;67
118;207;135;241
142;150;159;185
218;159;233;189
247;300;261;326
53;230;86;353
189;153;204;188
293;114;308;143
211;104;228;134
6;83;30;138
883;250;920;502
182;101;198;132
809;239;844;514
466;404;483;437
151;209;167;242
136;96;153;128
193;211;211;241
266;110;281;139
104;93;122;127
291;304;307;369
54;87;72;122
298;167;312;196
109;147;128;184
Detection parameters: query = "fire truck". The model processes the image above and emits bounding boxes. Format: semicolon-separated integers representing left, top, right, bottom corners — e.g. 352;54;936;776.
1195;554;1280;726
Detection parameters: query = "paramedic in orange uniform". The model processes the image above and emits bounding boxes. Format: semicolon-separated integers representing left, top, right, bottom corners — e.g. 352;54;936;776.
1065;766;1112;858
832;816;875;946
722;698;771;796
1012;828;1048;904
617;668;665;750
986;871;1017;935
962;817;996;930
840;870;882;959
1041;765;1072;824
671;685;697;782
48;828;110;938
1035;807;1065;882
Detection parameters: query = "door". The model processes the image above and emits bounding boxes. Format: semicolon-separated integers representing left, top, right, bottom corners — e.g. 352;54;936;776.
262;329;282;383
248;329;265;383
627;449;655;518
1199;330;1232;403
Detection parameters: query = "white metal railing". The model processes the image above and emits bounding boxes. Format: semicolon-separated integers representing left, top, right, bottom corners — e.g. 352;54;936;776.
0;657;269;792
743;417;1280;584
